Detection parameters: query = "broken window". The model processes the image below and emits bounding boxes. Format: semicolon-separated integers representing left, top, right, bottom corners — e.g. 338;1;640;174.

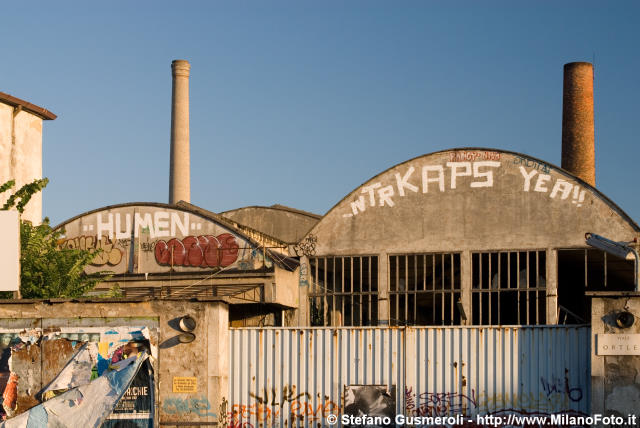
388;253;462;326
309;256;378;326
471;251;546;325
557;249;635;324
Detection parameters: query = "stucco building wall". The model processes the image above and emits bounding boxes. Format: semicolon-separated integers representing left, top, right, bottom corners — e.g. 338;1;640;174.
0;93;56;224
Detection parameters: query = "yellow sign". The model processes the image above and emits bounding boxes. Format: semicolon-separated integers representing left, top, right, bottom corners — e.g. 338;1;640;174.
172;376;197;393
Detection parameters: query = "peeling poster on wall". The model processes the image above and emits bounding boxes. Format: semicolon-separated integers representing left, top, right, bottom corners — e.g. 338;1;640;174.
103;359;154;428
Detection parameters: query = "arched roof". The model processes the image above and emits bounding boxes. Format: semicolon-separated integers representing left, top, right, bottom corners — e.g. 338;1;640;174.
55;201;297;273
304;148;639;255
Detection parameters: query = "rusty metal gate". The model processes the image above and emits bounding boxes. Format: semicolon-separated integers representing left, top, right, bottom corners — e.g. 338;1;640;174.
228;326;590;427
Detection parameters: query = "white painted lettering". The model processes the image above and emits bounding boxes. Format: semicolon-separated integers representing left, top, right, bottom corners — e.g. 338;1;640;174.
395;167;419;196
377;185;395;207
134;212;155;238
361;183;382;207
534;174;551;193
96;213;114;240
549;179;573;199
154;211;170;237
471;161;500;188
446;162;472;189
171;212;189;236
115;213;132;239
519;166;538;192
421;165;445;193
350;196;367;215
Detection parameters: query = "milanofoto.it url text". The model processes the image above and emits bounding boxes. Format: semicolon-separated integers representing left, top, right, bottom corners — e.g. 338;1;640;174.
329;413;639;426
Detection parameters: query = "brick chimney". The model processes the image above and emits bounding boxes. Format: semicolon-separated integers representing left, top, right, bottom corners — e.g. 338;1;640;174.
561;62;595;186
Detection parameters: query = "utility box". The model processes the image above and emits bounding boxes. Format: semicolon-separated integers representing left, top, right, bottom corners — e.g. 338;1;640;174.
0;210;20;291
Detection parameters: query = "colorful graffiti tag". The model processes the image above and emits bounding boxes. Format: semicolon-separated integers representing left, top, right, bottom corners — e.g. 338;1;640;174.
154;234;239;268
55;205;264;275
58;235;123;266
162;396;216;418
229;385;339;426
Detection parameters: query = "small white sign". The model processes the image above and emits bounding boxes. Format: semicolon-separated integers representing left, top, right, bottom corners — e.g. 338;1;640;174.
597;334;640;355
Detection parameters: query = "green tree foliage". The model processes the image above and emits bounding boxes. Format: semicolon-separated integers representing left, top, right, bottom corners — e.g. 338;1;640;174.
1;179;110;298
1;178;48;213
19;219;111;298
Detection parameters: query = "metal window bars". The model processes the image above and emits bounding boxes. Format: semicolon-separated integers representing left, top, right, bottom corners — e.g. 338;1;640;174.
471;251;547;325
308;256;379;326
388;253;461;326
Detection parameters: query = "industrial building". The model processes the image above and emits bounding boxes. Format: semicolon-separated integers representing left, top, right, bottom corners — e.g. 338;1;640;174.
52;61;637;330
0;61;638;427
0;91;56;225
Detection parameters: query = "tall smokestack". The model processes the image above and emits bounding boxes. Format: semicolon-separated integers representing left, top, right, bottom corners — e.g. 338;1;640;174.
169;59;191;204
561;62;595;187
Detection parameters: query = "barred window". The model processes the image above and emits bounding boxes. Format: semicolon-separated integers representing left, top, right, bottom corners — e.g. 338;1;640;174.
471;251;546;325
309;256;378;326
389;253;462;326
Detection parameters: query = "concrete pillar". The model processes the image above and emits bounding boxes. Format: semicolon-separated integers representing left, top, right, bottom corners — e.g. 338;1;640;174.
206;301;229;426
545;248;558;324
590;293;640;420
299;256;310;326
169;60;191;204
562;62;595;187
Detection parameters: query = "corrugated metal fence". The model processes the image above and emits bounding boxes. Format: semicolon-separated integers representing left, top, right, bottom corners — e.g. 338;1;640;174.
228;326;590;427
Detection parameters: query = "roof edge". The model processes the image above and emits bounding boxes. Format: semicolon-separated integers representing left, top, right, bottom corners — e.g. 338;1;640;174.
0;91;57;120
221;204;322;219
309;147;640;235
53;201;297;271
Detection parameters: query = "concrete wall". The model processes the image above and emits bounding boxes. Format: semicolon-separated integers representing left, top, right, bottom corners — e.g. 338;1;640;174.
0;298;229;427
297;149;640;326
56;204;266;275
0;103;43;224
308;149;638;255
591;294;640;419
221;205;320;244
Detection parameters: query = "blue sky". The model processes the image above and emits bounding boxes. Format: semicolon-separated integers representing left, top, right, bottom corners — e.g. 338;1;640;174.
2;1;639;226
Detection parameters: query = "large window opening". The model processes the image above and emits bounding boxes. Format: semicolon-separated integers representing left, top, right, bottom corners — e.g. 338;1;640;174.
388;253;461;326
308;256;378;326
471;251;546;325
557;249;635;324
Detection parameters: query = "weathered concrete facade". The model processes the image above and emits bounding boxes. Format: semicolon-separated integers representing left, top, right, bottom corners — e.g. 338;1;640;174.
0;92;56;224
590;293;640;420
0;298;229;427
54;202;300;326
296;148;639;327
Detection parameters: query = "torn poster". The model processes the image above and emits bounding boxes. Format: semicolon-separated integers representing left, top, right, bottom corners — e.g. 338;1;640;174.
42;343;93;395
0;352;147;428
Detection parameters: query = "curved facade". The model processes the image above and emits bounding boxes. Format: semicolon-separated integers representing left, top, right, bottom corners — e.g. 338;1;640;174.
296;148;639;327
54;202;300;322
